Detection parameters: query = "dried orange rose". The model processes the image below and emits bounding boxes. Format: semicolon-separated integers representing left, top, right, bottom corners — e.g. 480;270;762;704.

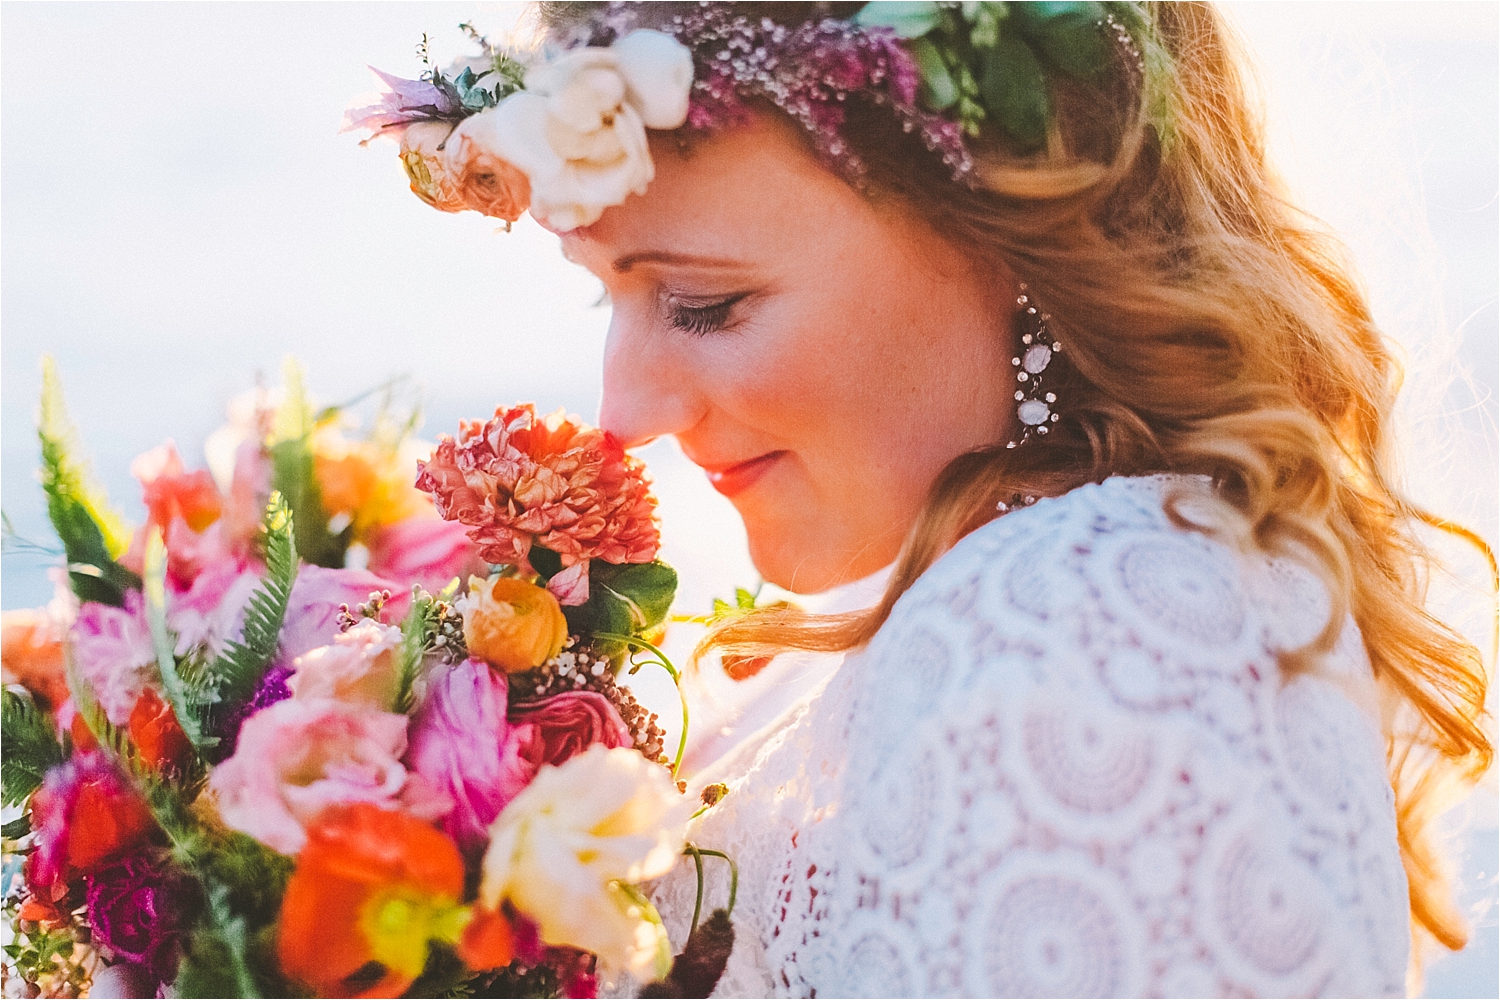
459;576;568;674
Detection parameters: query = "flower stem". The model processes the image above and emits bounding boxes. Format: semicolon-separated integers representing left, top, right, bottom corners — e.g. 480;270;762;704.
592;632;689;781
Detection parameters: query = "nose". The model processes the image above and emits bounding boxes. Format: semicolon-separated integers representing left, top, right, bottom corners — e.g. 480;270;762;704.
597;310;701;449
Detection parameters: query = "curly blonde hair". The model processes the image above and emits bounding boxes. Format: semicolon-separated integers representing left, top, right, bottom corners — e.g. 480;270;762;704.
540;0;1494;972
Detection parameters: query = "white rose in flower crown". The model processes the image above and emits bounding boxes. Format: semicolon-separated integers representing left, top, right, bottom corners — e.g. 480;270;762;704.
479;745;689;977
477;29;693;231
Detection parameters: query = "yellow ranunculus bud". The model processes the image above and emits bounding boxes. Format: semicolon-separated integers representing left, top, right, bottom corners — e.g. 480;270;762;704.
460;576;568;673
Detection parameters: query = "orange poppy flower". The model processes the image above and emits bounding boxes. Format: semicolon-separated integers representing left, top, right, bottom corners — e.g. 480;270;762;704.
278;803;513;998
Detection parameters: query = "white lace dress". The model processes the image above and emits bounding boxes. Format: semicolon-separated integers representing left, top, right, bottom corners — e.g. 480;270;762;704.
628;476;1410;999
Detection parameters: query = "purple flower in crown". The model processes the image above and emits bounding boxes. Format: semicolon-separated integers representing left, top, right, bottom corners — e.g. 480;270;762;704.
342;67;459;140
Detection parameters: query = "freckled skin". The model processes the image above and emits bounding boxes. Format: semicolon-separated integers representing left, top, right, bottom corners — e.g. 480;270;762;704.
561;116;1017;593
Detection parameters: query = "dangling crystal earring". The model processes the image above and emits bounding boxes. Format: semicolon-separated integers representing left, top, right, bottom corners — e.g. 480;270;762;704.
1006;283;1062;450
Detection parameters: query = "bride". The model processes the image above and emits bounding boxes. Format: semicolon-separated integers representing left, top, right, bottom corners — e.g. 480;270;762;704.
365;2;1493;996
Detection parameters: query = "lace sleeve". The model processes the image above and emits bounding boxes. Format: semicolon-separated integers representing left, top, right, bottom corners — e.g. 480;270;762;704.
814;477;1410;998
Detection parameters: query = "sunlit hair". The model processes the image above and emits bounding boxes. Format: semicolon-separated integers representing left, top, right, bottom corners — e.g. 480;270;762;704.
539;0;1494;972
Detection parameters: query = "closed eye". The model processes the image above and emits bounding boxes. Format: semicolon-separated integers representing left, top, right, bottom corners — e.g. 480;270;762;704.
666;293;749;336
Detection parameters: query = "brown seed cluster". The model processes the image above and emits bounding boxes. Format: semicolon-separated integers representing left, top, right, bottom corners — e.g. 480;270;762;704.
337;589;394;631
509;640;672;769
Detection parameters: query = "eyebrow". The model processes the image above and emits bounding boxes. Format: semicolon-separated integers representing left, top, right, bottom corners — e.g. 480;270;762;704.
612;250;748;272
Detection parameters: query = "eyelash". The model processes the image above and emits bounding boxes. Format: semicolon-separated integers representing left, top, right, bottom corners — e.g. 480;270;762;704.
666;293;747;336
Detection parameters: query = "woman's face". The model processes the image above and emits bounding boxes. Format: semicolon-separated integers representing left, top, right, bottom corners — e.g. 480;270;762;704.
562;117;1016;593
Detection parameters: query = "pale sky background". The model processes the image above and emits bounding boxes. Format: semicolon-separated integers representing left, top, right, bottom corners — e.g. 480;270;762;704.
2;3;1496;994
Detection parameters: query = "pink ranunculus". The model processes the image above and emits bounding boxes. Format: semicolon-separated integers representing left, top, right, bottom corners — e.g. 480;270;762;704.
278;566;412;664
70;596;157;727
209;698;444;855
509;692;632;768
405;659;539;855
366;517;487;596
166;558;260;658
287;620;404;710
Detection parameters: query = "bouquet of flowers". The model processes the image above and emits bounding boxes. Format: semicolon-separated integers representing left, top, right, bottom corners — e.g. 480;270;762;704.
2;361;734;998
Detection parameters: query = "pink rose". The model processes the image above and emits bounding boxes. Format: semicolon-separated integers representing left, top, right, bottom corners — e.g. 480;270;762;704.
509;691;632;768
288;620;404;709
279;566;411;664
209;698;445;855
70;596;157;727
405;659;537;855
366;517;486;596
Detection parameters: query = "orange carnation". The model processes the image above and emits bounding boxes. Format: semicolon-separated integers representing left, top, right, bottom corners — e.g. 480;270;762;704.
415;405;659;574
460;575;568;674
278;803;512;999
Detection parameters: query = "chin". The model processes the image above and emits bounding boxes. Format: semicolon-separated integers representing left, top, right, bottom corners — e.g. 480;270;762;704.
743;519;873;596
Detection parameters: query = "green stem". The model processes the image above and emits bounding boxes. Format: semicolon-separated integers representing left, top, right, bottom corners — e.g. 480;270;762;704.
685;845;706;938
681;845;738;917
592;632;689;781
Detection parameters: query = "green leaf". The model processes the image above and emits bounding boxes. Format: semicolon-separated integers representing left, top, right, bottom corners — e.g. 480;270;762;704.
854;1;942;38
562;585;635;659
143;529;218;752
1;688;64;807
269;359;344;569
2;813;31;840
910;37;959;110
269;437;344;569
1014;1;1110;78
592;560;678;633
37;356;140;606
981;36;1051;150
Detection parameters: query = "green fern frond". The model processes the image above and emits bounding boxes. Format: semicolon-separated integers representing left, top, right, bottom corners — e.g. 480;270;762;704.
205;492;298;713
2;689;64;807
38;356;140;605
394;588;438;715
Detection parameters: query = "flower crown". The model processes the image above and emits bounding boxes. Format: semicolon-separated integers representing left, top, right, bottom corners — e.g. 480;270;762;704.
346;2;1160;232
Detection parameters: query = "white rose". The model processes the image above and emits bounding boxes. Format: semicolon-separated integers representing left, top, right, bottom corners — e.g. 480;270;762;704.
479;745;689;977
480;30;693;231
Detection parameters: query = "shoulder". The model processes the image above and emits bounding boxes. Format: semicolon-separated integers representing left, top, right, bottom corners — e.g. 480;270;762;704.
876;474;1276;667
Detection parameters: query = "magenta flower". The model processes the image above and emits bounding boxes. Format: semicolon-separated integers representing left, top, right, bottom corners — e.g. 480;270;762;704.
86;849;196;987
405;658;538;856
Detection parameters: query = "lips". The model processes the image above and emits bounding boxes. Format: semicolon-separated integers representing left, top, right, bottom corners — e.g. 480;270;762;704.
702;450;786;498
